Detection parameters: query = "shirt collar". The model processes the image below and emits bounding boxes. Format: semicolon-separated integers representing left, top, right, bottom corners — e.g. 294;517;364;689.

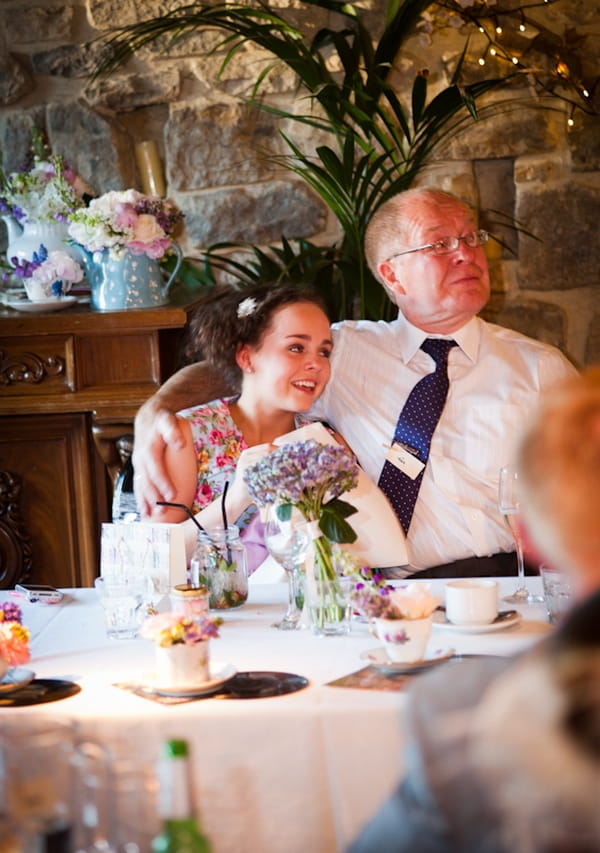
393;312;481;364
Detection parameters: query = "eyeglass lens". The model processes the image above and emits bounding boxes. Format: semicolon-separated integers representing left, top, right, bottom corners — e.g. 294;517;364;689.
431;230;488;255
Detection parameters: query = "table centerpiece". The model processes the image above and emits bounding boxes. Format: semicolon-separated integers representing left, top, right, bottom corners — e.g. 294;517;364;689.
140;610;222;688
352;581;441;662
0;601;31;678
244;438;360;635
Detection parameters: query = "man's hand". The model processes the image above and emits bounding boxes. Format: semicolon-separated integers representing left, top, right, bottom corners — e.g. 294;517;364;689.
131;361;232;517
132;409;187;518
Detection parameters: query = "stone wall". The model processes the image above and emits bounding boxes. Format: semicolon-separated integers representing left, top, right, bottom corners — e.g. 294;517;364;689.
1;0;598;366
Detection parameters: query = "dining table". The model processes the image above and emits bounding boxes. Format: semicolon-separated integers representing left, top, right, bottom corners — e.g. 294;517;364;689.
0;576;552;852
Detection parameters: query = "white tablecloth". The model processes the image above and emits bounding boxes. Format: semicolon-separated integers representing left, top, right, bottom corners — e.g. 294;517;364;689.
1;578;551;852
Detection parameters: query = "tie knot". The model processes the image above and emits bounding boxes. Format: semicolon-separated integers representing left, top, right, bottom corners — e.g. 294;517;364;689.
421;338;457;366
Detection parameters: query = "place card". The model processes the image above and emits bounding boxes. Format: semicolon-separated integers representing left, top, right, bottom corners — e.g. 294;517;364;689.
100;522;187;589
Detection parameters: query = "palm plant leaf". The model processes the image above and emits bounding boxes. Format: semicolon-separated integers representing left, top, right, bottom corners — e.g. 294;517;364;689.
93;0;531;320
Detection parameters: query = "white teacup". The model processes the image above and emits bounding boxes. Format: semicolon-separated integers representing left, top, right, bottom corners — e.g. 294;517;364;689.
23;277;72;302
445;579;498;626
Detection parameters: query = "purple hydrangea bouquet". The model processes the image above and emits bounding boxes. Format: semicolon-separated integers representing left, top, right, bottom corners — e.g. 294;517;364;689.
244;439;360;631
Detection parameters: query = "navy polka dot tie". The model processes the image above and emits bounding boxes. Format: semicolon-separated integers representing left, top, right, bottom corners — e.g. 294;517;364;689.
378;338;457;534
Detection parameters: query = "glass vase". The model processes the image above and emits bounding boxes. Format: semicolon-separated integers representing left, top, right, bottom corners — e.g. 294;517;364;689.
305;534;352;636
190;526;248;610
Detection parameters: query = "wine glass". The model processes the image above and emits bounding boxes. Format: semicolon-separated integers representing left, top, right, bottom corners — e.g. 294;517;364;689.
264;505;310;630
498;465;540;604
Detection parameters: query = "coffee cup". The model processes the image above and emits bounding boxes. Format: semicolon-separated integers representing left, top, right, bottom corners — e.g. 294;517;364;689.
445;579;498;625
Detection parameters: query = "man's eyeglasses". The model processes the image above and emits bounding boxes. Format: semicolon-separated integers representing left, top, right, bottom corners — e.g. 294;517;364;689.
385;229;489;261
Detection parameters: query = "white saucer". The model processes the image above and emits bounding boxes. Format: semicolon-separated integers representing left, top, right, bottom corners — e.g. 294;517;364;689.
432;610;521;634
146;662;237;697
360;647;455;674
5;296;79;313
0;667;36;693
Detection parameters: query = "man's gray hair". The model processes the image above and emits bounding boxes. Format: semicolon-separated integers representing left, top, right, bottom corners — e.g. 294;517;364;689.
365;187;475;288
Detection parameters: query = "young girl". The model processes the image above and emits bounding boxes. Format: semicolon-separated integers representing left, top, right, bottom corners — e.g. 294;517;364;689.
147;282;335;571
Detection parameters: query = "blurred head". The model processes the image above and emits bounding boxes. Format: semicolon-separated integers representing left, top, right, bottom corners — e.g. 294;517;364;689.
517;368;600;595
185;282;332;409
365;188;490;334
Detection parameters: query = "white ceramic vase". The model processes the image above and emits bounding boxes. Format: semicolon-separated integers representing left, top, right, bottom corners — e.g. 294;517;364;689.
374;615;433;663
4;219;80;266
155;640;210;688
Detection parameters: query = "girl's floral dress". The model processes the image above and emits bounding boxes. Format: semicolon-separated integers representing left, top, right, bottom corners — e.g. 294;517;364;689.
178;398;253;525
177;398;310;574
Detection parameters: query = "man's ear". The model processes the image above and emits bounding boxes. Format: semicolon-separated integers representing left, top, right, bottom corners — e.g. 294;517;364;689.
379;261;406;295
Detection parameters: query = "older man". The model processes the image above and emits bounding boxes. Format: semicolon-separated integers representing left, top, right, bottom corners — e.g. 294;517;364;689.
348;368;600;853
132;187;577;576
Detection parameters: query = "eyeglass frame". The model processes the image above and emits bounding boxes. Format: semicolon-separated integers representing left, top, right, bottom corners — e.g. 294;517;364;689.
384;229;489;263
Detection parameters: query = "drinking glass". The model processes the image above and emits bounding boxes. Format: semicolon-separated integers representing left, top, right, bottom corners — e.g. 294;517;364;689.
498;465;540;604
0;718;77;851
264;506;309;630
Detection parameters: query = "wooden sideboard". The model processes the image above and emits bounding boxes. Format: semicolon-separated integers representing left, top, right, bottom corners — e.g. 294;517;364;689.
0;293;202;588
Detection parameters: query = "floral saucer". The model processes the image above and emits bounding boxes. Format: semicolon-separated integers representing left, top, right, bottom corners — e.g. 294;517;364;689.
144;662;237;697
360;647;455;674
0;667;36;694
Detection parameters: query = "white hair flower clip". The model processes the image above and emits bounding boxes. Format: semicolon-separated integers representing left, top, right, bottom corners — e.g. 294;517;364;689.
237;297;258;318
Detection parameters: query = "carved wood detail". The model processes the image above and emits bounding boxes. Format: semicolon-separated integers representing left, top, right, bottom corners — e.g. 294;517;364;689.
0;471;33;589
0;349;65;386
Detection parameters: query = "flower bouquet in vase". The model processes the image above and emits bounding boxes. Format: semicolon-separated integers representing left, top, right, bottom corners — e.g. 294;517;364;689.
0;602;31;679
244;438;360;636
352;582;441;663
67;189;184;310
140;611;222;689
0;128;91;266
12;246;84;302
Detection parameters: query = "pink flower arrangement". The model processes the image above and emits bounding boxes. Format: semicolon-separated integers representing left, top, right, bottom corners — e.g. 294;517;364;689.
67;189;183;260
12;246;83;298
0;602;31;666
140;611;221;647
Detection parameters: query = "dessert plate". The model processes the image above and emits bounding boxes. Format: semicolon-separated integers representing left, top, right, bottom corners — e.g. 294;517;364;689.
147;662;237;697
360;647;455;674
432;609;521;634
0;679;81;706
0;668;36;694
5;296;78;313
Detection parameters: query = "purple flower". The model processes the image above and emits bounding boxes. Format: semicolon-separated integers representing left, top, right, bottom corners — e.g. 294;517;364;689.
0;601;23;624
243;439;358;511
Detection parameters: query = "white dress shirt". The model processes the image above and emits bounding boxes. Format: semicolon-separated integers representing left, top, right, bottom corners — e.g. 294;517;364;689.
312;312;577;571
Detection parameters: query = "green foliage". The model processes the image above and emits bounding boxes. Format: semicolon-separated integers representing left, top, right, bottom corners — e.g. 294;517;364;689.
96;0;517;320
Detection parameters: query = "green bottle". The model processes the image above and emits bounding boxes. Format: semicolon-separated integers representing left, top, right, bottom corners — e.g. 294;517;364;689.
151;739;211;853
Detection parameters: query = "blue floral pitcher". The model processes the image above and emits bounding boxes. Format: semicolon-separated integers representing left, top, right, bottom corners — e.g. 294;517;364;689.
75;243;183;310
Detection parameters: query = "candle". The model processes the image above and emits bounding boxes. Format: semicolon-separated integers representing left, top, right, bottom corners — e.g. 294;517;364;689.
134;140;166;197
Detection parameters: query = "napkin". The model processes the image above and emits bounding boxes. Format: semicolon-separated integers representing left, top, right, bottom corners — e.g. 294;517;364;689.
273;422;410;569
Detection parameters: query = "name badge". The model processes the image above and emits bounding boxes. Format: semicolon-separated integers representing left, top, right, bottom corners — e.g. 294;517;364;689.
384;442;425;480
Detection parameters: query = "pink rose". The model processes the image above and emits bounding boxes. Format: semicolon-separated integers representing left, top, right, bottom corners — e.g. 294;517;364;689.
132;213;165;243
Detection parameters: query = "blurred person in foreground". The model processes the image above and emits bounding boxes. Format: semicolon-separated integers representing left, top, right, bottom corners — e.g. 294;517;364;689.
348;367;600;853
131;188;576;577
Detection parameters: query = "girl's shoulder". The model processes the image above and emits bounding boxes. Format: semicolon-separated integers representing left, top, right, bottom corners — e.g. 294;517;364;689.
178;397;236;422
